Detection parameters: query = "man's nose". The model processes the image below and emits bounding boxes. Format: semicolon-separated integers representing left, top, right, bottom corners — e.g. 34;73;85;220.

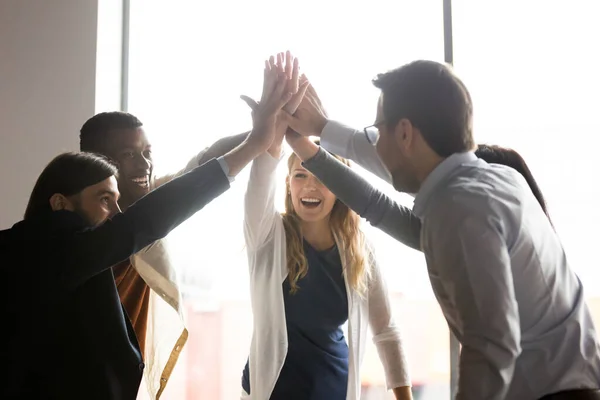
135;154;151;170
109;202;122;218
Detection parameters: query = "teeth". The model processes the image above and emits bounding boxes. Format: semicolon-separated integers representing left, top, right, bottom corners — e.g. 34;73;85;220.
132;177;148;183
301;198;321;203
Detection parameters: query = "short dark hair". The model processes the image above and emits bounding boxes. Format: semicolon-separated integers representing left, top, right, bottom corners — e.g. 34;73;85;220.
24;152;118;220
476;144;551;223
372;60;474;157
79;111;143;153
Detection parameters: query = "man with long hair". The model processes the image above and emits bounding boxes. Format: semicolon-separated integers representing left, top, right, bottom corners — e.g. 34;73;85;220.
0;60;298;399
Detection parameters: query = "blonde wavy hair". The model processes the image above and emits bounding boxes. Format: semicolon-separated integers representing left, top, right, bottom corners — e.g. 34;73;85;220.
281;148;371;296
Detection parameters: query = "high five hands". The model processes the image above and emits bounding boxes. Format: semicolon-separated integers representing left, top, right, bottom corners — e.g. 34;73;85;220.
241;51;309;157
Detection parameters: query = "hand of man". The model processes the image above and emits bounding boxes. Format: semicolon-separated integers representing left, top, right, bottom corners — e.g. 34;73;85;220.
283;76;329;137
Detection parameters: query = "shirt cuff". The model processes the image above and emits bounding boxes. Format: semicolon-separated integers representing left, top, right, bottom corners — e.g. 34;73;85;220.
320;120;361;156
217;156;235;183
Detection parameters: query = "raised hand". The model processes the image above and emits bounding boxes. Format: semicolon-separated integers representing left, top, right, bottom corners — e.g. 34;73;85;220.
241;51;308;156
284;129;320;161
245;54;295;152
283;76;329;137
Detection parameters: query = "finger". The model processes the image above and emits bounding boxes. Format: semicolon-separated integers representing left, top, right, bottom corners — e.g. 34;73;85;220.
261;74;287;114
283;80;310;114
277;91;294;110
275;82;294;112
291;57;300;93
240;95;259;111
276;52;286;76
296;80;309;102
261;64;278;103
306;83;319;101
299;73;308;85
285;51;293;80
262;63;269;99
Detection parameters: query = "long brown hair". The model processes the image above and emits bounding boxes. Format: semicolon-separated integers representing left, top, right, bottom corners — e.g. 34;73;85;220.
476;144;552;225
24;152;117;220
281;150;371;296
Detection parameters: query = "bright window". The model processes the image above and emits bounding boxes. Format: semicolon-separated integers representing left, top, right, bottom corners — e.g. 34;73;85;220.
453;1;600;297
128;1;448;399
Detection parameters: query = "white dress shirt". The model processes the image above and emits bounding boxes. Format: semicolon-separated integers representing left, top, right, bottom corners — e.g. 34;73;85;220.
320;121;600;400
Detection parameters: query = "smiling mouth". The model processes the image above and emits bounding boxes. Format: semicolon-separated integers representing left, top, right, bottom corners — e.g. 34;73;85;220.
131;176;150;189
300;197;322;208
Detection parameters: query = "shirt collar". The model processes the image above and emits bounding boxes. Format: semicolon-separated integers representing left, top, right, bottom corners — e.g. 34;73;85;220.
413;151;478;219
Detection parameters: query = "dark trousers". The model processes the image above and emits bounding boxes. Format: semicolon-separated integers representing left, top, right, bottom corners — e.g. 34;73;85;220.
540;389;600;400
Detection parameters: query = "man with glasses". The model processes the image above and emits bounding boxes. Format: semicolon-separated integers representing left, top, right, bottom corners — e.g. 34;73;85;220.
285;61;600;400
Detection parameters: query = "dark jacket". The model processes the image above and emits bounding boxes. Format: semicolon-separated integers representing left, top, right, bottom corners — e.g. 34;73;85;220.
0;158;229;400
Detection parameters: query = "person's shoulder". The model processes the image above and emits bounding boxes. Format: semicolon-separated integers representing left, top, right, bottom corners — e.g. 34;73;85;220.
435;166;507;215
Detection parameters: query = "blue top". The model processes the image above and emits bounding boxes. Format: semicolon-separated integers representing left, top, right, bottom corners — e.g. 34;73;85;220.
242;240;349;399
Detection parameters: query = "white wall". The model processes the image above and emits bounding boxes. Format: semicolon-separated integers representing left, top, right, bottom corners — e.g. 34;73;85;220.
0;0;104;228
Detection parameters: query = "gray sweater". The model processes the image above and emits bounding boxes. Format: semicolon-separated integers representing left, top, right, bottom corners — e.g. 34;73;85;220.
303;148;422;251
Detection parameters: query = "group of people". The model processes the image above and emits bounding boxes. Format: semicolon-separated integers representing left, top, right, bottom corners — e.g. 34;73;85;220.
1;51;599;400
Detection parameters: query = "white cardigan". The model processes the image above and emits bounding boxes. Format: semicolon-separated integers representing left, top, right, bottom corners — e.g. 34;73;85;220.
130;151;206;398
242;151;411;400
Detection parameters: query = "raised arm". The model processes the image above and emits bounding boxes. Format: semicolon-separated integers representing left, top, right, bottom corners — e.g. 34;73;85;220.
283;80;391;182
154;131;250;187
243;150;282;250
62;158;230;290
366;248;412;399
243;51;307;251
320;121;391;183
60;54;296;290
428;200;521;400
286;134;421;251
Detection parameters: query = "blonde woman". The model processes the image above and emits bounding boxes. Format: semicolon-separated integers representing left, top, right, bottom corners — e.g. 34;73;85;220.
240;52;412;400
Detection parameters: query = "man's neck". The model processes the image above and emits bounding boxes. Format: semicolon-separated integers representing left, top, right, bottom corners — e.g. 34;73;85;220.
414;152;445;191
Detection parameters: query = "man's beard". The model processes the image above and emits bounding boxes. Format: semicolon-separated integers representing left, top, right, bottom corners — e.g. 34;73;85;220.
71;201;101;228
391;167;421;195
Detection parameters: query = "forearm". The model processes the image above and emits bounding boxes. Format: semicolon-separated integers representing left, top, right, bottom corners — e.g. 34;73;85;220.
64;159;230;289
222;136;268;177
303;148;421;250
320;120;392;183
197;131;250;166
243;151;281;249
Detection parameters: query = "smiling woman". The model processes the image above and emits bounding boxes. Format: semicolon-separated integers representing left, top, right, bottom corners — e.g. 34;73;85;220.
127;0;447;398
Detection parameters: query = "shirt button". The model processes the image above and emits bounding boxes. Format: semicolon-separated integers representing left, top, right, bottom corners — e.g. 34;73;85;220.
139;362;145;371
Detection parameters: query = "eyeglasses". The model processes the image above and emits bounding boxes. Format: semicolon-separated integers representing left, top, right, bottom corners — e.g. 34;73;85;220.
363;121;385;145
